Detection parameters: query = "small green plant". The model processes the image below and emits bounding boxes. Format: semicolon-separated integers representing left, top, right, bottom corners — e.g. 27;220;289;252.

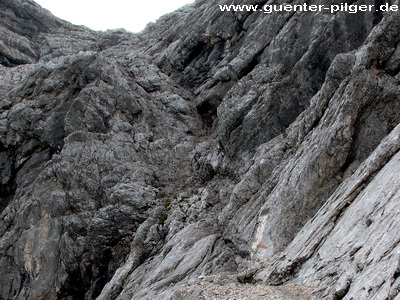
163;198;172;209
158;196;175;225
158;213;168;225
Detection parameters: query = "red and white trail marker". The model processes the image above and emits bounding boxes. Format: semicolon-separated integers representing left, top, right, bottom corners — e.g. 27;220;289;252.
256;243;268;249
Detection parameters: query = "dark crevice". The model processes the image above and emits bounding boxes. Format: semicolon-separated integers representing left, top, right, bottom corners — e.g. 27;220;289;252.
57;268;86;300
373;0;385;26
0;141;57;214
0;54;31;67
393;267;400;280
184;42;208;69
197;94;223;127
238;52;262;79
0;143;18;214
340;152;356;174
0;185;16;214
386;65;400;77
333;277;351;299
91;248;113;299
68;86;83;101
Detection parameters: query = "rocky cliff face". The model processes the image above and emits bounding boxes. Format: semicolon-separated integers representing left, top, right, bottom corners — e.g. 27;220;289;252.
0;0;399;299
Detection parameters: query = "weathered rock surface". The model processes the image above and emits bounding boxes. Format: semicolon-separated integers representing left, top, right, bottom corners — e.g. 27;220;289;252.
0;0;399;299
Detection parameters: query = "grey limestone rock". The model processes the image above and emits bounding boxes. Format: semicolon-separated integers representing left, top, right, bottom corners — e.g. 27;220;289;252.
0;0;399;299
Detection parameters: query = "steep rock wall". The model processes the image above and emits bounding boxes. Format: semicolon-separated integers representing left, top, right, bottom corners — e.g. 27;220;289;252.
0;0;399;299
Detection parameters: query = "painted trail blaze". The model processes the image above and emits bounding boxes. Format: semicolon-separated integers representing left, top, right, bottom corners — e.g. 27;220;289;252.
256;244;268;249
